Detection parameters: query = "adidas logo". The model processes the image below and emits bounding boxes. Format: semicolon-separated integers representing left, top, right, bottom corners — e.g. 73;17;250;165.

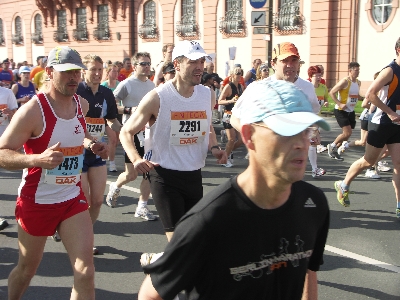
304;198;316;208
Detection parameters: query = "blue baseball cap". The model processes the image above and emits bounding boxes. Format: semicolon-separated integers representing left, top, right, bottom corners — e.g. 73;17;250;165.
232;80;330;136
19;66;31;74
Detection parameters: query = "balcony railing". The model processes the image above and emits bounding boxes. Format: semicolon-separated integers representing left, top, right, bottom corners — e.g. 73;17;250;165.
12;34;24;45
93;27;110;41
73;28;88;41
138;20;158;40
53;30;69;42
31;32;43;44
219;5;246;37
273;4;303;35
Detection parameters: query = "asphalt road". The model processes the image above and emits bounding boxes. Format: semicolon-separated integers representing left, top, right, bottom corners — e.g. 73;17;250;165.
0;116;399;300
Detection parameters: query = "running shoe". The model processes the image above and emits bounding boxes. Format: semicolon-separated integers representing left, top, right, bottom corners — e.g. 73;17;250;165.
140;252;164;267
312;168;326;178
93;247;99;255
106;182;120;208
327;144;343;160
365;169;381;179
135;206;157;221
109;161;117;172
377;161;391;172
316;145;327;153
396;208;400;218
0;218;9;231
51;231;61;242
334;180;350;207
338;141;349;155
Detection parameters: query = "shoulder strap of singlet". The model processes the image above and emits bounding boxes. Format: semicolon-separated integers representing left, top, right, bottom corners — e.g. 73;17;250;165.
74;94;87;133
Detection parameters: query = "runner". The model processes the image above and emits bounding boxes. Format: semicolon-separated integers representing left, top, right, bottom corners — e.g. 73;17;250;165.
153;43;174;86
138;80;330;300
0;58;14;88
218;66;244;167
0;85;18;231
243;58;262;86
105;52;156;223
268;42;325;178
11;66;36;107
119;40;227;247
327;62;362;160
335;37;400;217
0;46;101;299
77;53;120;254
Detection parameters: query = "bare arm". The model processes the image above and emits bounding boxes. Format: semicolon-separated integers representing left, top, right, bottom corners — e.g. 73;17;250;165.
153;63;164;87
328;78;348;109
217;84;234;106
0;99;63;170
365;67;399;122
119;90;160;173
243;70;252;83
301;270;318;300
138;275;163;300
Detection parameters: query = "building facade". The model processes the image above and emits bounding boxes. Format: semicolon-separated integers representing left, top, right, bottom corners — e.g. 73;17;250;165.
0;0;398;92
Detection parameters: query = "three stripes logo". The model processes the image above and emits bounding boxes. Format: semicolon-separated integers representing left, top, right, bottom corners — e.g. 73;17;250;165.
304;198;316;208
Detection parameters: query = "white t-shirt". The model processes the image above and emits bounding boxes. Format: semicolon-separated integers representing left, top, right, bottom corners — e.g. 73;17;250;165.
0;87;18;135
266;75;320;114
113;76;155;124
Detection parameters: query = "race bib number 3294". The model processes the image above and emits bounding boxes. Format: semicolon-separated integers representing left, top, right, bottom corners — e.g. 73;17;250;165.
170;111;208;145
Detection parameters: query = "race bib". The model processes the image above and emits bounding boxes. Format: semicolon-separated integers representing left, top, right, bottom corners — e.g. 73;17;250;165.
0;104;8;125
85;117;105;140
346;94;358;108
170;111;208;145
44;146;84;185
222;112;232;124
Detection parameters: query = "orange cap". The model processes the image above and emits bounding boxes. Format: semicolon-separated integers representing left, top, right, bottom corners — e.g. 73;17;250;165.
272;42;300;60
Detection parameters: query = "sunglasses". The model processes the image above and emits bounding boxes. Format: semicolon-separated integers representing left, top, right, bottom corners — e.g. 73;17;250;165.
167;71;175;74
252;123;318;139
261;69;268;72
136;62;151;66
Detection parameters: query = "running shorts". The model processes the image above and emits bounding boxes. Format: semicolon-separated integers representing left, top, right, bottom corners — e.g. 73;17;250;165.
82;157;106;173
367;122;400;148
334;109;356;129
125;134;144;163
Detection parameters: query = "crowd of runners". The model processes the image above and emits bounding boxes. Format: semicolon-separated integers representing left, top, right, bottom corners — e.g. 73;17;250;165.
0;37;399;299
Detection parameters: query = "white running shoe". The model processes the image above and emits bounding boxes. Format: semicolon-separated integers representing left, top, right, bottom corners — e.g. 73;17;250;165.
106;182;120;208
109;161;117;172
51;231;61;242
365;169;381;179
140;252;164;267
135;206;157;221
312;168;326;178
377;161;391;172
316;145;327;153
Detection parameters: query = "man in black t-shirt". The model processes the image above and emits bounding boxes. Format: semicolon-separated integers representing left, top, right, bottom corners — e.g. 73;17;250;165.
138;80;331;300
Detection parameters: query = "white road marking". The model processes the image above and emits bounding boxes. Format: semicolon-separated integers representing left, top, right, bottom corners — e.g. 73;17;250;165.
325;245;400;273
106;181;152;197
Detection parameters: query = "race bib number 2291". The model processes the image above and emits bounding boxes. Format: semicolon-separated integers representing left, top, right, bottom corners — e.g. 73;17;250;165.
170;111;208;145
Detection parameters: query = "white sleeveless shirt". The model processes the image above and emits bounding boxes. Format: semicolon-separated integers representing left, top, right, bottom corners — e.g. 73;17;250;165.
144;81;211;171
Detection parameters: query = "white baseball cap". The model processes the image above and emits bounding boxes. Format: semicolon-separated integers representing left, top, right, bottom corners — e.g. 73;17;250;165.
172;41;211;61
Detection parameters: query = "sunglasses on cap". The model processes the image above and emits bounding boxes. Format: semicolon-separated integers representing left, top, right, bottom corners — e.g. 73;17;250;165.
136;62;151;66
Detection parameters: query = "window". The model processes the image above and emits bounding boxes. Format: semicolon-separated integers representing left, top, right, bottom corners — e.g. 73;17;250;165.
139;1;158;40
219;0;246;37
94;5;110;40
176;0;198;38
54;10;68;42
0;19;4;46
32;14;43;44
373;0;392;23
12;16;24;45
273;0;303;34
73;7;88;41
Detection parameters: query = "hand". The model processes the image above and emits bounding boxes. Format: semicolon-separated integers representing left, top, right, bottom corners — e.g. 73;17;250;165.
212;149;227;164
1;108;13;116
323;102;329;107
388;112;400;124
91;142;109;159
133;158;158;174
36;142;64;169
338;103;347;110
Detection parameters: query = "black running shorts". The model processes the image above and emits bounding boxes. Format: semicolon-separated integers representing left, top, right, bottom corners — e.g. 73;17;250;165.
148;166;203;232
334;109;356;129
367;122;400;148
124;134;144;163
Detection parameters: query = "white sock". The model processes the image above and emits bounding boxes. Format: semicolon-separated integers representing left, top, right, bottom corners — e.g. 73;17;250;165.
109;160;115;164
330;142;336;148
308;146;318;171
138;200;148;209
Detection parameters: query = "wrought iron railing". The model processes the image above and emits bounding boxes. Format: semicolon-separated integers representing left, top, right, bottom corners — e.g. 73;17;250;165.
31;32;43;44
219;5;246;37
12;34;24;45
73;28;88;41
53;30;69;42
273;2;303;35
176;13;199;38
0;35;5;46
93;27;110;40
138;19;158;40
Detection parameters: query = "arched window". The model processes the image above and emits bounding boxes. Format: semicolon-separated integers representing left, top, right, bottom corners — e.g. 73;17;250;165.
12;16;24;45
32;14;43;44
0;19;4;46
94;4;110;40
54;10;68;42
139;1;158;39
176;0;198;38
219;0;245;37
73;7;88;41
373;0;392;24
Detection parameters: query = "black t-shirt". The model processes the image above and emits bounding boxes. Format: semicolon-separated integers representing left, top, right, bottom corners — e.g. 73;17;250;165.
224;82;243;112
144;177;330;300
77;81;118;158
